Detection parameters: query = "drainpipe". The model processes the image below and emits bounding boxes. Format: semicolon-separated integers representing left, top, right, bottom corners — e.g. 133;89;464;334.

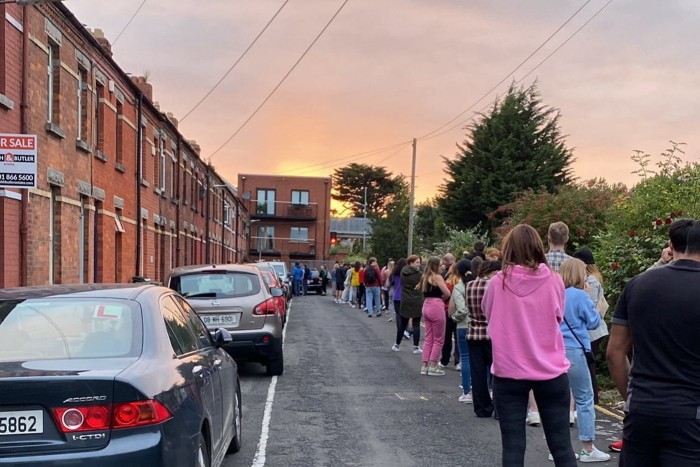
175;134;181;267
19;5;30;286
204;166;211;263
135;92;143;276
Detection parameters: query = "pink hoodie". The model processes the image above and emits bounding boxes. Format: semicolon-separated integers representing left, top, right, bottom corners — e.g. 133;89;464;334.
482;263;569;380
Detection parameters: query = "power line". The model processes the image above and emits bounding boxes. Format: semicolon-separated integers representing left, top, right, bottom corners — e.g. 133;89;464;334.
209;0;350;162
180;0;291;123
418;0;593;141
420;0;614;142
112;0;148;45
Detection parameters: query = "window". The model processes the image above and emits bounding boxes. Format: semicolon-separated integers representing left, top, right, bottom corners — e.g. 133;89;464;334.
224;202;231;225
115;102;124;165
257;226;275;250
173;296;213;349
159;139;166;191
47;41;60;123
95;83;105;153
291;190;309;205
77;67;88;142
290;227;309;241
256;189;275;215
153;136;159;187
115;210;123;282
161;296;200;355
170;271;261;299
170;159;176;198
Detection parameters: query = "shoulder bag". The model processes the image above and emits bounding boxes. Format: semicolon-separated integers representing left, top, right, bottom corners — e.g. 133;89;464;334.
563;317;596;366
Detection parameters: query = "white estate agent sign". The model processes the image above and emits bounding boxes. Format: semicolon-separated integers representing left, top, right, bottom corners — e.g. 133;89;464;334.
0;134;38;189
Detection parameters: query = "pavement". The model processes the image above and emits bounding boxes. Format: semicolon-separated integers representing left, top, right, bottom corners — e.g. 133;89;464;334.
225;293;623;467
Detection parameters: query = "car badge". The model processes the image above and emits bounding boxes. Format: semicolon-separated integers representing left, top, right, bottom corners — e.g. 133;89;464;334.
211;300;220;307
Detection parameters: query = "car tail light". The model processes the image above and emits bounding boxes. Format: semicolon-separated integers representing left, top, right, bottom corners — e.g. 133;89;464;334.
52;401;171;432
253;298;277;316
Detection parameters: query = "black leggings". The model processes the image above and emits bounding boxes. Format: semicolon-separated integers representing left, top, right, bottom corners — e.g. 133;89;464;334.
395;314;421;347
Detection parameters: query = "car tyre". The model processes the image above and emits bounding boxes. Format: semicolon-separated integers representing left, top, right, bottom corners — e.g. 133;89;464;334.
196;432;210;467
227;384;242;454
266;350;284;376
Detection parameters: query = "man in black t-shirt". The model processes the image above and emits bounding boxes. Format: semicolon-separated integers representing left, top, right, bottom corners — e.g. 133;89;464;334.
607;219;700;466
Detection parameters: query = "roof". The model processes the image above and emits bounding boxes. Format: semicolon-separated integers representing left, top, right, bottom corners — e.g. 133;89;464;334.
0;283;156;301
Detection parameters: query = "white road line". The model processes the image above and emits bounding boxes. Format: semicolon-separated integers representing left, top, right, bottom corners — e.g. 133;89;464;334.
251;301;291;467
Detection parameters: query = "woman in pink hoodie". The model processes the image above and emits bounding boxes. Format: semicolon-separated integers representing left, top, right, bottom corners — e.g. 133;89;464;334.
482;224;576;467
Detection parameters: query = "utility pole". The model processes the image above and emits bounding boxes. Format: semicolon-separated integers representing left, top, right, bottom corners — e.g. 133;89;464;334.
362;185;367;252
407;138;417;256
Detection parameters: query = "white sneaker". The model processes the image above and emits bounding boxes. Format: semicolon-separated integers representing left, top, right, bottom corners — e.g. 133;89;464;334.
391;344;400;352
437;363;447;370
548;452;579;461
403;330;411;339
458;393;473;403
412;346;422;354
526;411;541;426
428;366;446;376
579;446;611;463
569;411;576;427
455;362;461;371
420;365;428;375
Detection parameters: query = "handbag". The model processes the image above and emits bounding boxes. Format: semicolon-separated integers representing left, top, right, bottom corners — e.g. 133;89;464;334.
596;294;609;317
563;317;596;366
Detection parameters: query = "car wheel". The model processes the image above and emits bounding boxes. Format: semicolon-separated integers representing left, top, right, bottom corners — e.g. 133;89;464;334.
266;350;284;376
196;432;210;467
227;384;242;454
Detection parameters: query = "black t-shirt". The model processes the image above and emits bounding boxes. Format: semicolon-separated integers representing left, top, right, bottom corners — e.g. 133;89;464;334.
612;259;700;419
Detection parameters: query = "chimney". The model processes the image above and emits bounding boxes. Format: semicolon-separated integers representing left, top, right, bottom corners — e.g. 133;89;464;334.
190;140;201;156
166;112;178;129
89;28;113;56
130;76;153;101
153;101;161;111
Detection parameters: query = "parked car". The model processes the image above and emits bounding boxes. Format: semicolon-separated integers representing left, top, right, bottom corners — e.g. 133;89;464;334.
257;261;292;300
254;266;288;326
168;264;285;376
306;268;323;295
0;283;241;467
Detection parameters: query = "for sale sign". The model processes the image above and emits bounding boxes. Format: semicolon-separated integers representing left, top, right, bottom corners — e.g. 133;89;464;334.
0;134;37;188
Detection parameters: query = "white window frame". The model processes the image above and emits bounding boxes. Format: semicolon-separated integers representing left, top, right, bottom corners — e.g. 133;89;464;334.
291;190;309;205
290;227;309;241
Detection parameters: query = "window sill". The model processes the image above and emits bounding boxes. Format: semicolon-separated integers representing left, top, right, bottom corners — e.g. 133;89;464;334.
140;178;150;188
95;150;108;163
115;163;127;174
45;122;66;139
0;93;14;111
76;140;92;155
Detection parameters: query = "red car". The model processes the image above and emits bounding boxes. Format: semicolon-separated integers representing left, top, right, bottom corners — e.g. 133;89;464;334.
256;268;288;326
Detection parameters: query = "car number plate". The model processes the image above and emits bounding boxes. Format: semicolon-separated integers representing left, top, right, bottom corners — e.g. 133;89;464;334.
0;410;43;435
202;314;238;326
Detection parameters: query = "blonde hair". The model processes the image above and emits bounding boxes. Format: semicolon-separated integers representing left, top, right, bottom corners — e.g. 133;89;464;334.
559;258;587;289
446;263;460;286
586;264;603;287
417;256;441;292
485;247;501;260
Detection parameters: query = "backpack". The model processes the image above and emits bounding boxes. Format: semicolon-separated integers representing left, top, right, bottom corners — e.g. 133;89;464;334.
364;266;378;284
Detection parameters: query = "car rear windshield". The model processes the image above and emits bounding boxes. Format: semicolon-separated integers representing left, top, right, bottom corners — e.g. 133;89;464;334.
171;271;261;299
0;298;142;361
271;264;286;277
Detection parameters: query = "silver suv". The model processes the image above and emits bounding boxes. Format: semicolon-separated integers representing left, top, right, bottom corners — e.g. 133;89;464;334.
168;264;285;376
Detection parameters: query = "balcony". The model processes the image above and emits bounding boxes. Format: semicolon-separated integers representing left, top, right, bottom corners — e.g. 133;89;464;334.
249;236;318;258
249;200;318;220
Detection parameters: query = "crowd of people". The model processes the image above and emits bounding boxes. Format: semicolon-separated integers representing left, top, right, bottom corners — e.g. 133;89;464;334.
316;217;700;466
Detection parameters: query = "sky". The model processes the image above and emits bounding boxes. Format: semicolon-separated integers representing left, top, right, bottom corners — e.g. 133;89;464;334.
67;0;700;203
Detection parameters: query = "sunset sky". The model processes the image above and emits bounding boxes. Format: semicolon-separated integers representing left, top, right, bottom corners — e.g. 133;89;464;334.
68;0;700;203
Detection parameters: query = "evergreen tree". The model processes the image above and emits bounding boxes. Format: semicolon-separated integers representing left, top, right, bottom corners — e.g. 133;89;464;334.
438;83;574;230
332;163;404;217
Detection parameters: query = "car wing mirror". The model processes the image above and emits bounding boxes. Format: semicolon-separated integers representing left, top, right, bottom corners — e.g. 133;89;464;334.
270;287;284;298
211;328;233;347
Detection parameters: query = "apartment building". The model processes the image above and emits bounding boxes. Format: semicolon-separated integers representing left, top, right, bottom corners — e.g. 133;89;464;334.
237;174;332;263
0;1;248;287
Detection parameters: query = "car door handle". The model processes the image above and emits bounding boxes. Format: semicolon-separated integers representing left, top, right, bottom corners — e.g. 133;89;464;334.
192;365;205;377
213;358;222;368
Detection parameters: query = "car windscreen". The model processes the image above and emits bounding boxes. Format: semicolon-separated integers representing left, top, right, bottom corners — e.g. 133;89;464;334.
171;271;261;299
0;298;142;361
271;264;286;277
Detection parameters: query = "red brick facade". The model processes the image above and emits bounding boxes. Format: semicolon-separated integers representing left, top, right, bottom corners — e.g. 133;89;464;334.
238;174;332;263
0;3;248;288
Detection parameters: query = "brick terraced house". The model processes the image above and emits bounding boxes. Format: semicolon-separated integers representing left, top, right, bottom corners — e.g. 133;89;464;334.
0;1;248;287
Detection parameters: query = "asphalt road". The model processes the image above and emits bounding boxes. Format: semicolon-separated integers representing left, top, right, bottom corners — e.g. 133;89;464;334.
224;294;622;467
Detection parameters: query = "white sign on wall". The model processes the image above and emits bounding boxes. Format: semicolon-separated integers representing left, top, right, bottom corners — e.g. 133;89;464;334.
0;134;38;189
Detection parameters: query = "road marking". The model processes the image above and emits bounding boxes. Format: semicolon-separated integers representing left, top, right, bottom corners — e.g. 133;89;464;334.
595;404;624;421
251;303;291;467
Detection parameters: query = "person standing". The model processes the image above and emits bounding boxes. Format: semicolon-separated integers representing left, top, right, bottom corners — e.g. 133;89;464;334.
292;262;303;296
302;263;311;296
482;224;576;467
390;258;406;335
450;259;474;402
607;219;700;466
440;253;460;370
364;257;383;318
349;262;361;307
558;258;609;462
380;259;394;313
397;255;423;354
319;265;329;296
334;263;346;303
545;221;572;272
418;257;451;376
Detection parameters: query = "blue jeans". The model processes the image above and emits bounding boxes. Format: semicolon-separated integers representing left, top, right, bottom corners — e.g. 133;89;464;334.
365;286;381;315
493;373;576;467
456;328;471;394
566;347;596;441
293;279;301;296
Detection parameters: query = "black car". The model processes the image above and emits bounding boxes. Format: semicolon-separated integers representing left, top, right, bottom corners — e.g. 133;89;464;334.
0;283;241;466
306;268;322;294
